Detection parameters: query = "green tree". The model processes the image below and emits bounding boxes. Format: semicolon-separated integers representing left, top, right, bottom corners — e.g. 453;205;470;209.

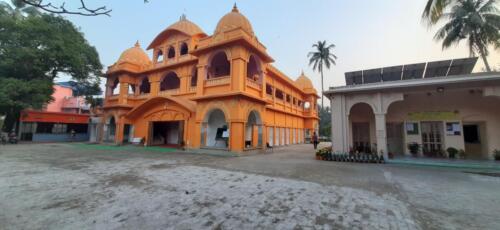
433;0;500;72
308;40;337;109
318;106;331;138
0;6;103;131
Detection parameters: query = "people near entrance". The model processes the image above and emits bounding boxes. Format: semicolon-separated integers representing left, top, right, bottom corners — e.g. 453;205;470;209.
312;132;319;150
8;130;18;144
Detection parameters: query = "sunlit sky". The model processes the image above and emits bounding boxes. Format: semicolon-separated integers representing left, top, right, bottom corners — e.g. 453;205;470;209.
61;0;499;97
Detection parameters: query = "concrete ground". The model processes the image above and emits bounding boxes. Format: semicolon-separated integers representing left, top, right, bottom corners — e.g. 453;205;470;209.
0;143;499;229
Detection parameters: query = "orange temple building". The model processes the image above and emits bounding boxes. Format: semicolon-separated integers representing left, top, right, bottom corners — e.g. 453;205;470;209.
100;5;319;152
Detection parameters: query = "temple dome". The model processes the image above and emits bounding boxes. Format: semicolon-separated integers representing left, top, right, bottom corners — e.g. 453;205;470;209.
166;15;205;37
214;4;254;36
295;71;317;94
115;41;151;67
147;15;206;49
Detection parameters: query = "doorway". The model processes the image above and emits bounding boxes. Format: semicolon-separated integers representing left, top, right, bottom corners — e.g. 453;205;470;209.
463;123;486;159
151;121;183;147
421;121;444;157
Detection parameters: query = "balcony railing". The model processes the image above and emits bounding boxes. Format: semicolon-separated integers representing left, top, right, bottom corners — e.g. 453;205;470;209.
246;79;261;90
159;88;180;96
189;86;197;92
205;76;230;87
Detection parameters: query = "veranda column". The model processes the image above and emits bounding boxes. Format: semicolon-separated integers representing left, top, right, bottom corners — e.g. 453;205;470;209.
374;113;388;159
331;95;349;153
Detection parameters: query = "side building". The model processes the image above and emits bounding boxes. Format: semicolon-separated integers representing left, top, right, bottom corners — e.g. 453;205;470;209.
325;58;500;160
19;82;91;142
99;6;319;152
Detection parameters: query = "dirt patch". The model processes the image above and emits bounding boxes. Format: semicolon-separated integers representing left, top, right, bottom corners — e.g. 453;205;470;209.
149;163;173;170
104;174;152;188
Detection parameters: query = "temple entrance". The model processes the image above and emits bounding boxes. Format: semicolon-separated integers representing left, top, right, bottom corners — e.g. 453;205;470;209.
151;121;183;147
245;111;263;149
201;109;228;149
421;121;444;157
352;122;371;153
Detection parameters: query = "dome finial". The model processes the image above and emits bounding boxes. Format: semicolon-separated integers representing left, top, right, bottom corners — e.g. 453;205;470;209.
180;14;186;21
135;40;140;47
232;3;239;12
301;69;305;76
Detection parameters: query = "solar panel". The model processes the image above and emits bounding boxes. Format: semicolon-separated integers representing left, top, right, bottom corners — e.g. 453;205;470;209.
382;65;403;82
363;68;382;83
402;63;426;80
424;60;452;78
345;72;355;85
447;57;477;76
352;71;363;85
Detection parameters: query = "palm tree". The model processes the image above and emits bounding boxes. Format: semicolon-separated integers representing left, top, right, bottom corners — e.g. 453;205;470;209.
423;0;455;24
308;41;337;108
434;0;500;72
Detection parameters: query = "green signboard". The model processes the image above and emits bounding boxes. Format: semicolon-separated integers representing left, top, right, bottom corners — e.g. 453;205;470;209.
408;111;458;121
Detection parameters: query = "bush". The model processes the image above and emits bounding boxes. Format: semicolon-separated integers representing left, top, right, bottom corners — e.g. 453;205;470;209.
316;146;332;159
446;147;459;159
494;149;500;161
407;143;420;156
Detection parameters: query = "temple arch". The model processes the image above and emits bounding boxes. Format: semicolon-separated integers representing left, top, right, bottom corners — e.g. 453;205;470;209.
245;110;263;149
207;51;230;79
201;108;228;149
105;116;117;142
180;42;189;55
139;77;151;94
167;46;175;59
160;72;180;91
247;55;262;83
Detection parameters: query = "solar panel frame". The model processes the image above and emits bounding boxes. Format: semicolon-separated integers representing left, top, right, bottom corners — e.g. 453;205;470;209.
362;68;382;84
402;63;426;80
382;65;403;82
424;60;452;78
447;57;478;76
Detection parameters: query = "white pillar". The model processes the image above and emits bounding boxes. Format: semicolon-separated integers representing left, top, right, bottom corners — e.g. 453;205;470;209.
331;95;349;153
375;113;388;159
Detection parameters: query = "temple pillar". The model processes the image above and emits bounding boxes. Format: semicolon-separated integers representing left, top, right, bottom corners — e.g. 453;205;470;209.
375;113;388;159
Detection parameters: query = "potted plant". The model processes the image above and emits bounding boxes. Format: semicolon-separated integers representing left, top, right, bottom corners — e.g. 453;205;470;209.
407;142;420;157
493;149;500;161
446;147;458;159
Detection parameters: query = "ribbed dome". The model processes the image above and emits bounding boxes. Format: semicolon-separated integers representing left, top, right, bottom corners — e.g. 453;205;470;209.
214;4;254;36
116;41;151;67
295;71;317;93
166;15;205;36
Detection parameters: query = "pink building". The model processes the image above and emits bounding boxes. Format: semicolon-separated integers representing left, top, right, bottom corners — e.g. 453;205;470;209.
45;83;90;114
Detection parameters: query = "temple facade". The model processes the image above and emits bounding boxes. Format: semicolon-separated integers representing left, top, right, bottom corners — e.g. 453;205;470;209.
100;5;319;152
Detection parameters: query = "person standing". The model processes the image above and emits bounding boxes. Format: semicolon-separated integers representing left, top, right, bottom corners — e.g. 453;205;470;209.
312;132;319;150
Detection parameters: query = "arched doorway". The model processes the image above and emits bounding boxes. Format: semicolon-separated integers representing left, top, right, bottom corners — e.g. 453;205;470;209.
247;55;262;83
139;77;150;94
245;110;263;149
201;109;228;149
349;103;375;153
105;116;116;142
207;51;230;79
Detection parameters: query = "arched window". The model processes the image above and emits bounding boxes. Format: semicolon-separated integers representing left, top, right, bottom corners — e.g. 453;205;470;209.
128;84;135;95
139;77;150;94
156;49;164;62
247;55;261;82
160;72;180;91
180;42;188;55
111;78;120;95
207;52;230;79
167;46;175;59
191;67;198;87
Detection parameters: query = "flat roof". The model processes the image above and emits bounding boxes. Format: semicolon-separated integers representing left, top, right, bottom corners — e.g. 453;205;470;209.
324;72;500;95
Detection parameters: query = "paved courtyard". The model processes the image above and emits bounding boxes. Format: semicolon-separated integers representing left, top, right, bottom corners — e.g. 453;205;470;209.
0;143;499;229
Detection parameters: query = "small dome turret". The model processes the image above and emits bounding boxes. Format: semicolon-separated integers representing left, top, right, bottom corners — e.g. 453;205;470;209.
295;71;317;94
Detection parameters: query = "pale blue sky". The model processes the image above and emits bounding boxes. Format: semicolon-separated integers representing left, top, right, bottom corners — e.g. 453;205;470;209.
62;0;498;93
